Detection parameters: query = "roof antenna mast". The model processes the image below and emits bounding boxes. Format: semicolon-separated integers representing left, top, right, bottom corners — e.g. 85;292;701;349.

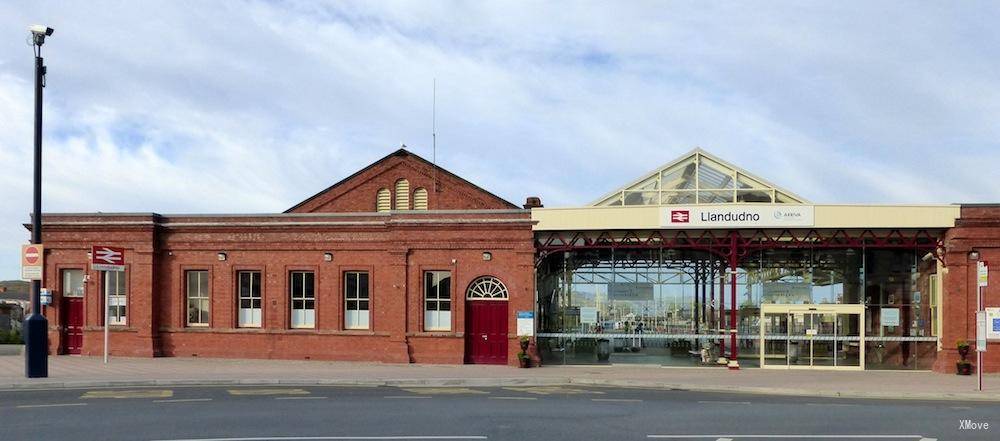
432;78;439;192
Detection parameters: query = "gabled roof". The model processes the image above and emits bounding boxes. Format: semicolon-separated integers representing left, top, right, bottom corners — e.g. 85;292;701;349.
591;148;810;206
285;148;518;213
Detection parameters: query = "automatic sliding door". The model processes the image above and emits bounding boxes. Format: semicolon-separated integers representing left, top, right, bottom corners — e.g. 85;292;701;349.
760;304;864;370
788;312;810;367
812;312;836;367
761;312;789;367
836;312;862;368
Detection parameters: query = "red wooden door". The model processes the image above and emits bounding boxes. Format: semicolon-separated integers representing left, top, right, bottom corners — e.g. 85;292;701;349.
62;297;84;355
465;300;508;364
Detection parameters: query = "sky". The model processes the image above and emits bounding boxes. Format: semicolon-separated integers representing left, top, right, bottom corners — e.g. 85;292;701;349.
1;1;999;279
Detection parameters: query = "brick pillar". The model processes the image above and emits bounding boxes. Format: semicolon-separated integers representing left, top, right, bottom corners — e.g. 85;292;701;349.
387;247;413;363
132;246;161;357
933;251;971;373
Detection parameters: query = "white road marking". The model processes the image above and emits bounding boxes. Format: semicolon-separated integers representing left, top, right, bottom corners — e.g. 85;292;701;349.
805;403;856;407
154;398;213;403
383;396;432;399
488;396;537;401
151;437;488;441
16;403;87;409
82;389;173;399
276;396;327;400
228;388;309;396
716;438;733;441
591;398;643;403
950;406;972;409
400;388;487;395
696;401;750;405
647;436;926;439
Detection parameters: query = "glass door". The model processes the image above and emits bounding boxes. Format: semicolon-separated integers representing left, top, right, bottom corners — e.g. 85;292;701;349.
760;304;864;370
811;312;836;367
788;311;810;366
762;312;789;366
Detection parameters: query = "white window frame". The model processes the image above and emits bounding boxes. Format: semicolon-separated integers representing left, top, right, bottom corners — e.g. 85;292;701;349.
104;271;127;326
238;271;262;328
186;270;210;327
466;276;509;300
289;271;316;329
423;271;451;331
344;271;370;330
62;269;85;298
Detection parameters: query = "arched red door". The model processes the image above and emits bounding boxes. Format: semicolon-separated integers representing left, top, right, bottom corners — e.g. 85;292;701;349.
464;276;509;364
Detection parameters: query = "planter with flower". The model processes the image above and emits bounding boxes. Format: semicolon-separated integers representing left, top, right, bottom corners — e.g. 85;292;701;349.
956;340;973;375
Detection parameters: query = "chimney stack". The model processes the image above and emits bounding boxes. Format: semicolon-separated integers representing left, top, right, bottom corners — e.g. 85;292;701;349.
523;197;543;209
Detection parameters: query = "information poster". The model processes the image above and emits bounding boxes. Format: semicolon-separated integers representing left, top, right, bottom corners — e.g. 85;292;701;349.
986;307;1000;340
516;311;534;337
880;308;900;327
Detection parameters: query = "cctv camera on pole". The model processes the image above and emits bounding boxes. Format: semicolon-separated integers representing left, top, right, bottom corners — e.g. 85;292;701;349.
24;24;53;378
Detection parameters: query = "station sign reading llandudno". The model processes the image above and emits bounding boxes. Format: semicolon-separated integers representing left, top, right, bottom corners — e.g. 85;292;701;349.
660;205;815;228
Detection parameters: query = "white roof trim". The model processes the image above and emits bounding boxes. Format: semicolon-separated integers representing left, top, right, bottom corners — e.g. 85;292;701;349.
588;147;811;206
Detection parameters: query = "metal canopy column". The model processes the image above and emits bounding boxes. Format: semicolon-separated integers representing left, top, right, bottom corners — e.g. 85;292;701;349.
728;231;739;366
719;266;726;356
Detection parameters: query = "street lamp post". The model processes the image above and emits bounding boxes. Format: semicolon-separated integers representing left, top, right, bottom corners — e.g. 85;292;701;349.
24;25;54;379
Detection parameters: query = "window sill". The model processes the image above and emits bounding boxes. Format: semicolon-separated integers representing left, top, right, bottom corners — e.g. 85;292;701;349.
407;332;462;338
159;327;389;337
83;326;137;332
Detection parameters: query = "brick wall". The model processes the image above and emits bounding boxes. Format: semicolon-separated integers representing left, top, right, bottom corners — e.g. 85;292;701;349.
288;149;517;213
934;205;1000;373
37;211;534;365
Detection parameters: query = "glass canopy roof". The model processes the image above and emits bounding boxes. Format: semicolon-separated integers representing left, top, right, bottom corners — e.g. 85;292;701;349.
592;148;809;206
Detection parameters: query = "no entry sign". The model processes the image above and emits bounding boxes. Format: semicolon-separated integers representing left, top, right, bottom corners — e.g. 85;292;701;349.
91;245;126;272
21;244;44;280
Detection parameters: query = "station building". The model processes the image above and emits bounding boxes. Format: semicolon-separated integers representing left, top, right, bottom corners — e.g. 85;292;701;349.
36;149;534;365
31;148;1000;372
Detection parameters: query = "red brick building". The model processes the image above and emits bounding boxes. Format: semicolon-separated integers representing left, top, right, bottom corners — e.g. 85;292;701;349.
28;148;1000;373
934;205;1000;373
36;149;535;365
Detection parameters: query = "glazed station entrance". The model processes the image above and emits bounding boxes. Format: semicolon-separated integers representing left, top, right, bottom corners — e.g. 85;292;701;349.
760;303;863;369
535;236;941;370
532;149;951;370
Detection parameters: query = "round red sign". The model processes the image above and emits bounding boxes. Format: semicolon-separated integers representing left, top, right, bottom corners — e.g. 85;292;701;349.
24;246;40;265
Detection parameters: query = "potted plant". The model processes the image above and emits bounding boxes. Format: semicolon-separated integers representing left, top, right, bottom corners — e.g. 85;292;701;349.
519;336;531;353
517;351;530;368
956;340;973;375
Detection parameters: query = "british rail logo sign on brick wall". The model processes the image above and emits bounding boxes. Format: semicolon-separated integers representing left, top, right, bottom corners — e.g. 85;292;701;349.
91;245;126;272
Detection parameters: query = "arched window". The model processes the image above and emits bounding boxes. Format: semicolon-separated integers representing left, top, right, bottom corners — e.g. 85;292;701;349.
376;188;391;212
395;179;410;210
413;187;428;210
466;276;508;300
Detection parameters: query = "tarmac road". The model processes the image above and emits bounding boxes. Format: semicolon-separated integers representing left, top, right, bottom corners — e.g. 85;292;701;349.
0;384;996;441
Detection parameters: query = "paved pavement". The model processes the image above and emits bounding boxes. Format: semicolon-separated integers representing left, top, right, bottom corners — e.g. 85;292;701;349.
1;384;996;441
1;355;998;402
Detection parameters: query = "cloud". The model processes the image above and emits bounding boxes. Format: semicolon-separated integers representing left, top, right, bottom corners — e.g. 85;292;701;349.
1;1;999;277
